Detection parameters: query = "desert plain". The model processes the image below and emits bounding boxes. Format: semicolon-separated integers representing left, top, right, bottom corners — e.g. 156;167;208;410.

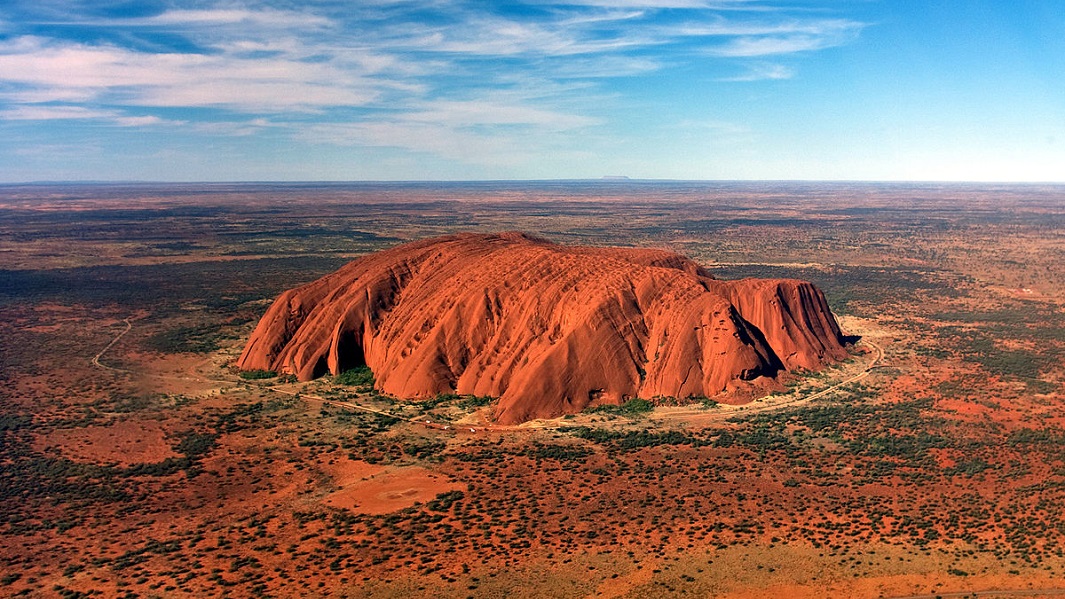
1;181;1064;598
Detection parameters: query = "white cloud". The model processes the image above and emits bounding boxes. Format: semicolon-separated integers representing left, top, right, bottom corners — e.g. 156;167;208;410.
145;9;331;29
0;105;115;120
554;9;647;26
391;17;652;58
114;115;185;127
29;7;333;30
0;104;183;127
193;118;276;136
537;0;753;7
294;118;597;169
300;120;512;154
401;99;600;129
712;34;835;56
135;80;376;111
0;3;867;111
291;93;601;166
0;36;382;111
551;55;662;78
707;19;864;57
719;62;793;81
677;18;863;38
6;86;98;103
0;0;870;170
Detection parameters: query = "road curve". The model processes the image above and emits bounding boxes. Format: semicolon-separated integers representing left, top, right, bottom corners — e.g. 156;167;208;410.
285;338;888;433
619;338;886;425
91;318;132;371
94;314;885;435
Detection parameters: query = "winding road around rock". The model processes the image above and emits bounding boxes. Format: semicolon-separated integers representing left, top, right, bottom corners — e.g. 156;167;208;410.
93;314;888;435
649;337;885;422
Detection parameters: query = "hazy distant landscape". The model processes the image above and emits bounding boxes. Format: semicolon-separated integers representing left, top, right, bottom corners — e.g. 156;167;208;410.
2;182;1064;598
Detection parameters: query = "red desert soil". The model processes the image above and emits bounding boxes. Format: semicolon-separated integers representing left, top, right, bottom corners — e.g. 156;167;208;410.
33;420;177;467
239;232;849;424
320;457;463;514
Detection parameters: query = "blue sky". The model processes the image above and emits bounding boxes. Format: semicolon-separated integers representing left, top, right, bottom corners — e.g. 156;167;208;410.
0;0;1062;182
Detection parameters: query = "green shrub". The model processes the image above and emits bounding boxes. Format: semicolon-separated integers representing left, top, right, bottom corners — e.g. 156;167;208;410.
145;324;221;354
695;396;718;409
458;395;494;409
239;369;277;380
427;490;464;512
176;432;217;458
587;398;653;416
335;366;374;387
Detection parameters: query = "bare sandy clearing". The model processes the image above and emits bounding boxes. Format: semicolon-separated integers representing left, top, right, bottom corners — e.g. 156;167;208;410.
320;457;462;515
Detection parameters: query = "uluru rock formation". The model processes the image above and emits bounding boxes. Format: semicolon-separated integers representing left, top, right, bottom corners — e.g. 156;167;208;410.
238;232;850;424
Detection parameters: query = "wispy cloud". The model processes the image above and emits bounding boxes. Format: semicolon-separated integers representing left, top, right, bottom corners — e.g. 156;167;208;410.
0;104;115;120
381;16;655;58
706;19;865;56
0;103;185;127
113;115;175;127
145;9;332;28
0;36;383;110
294;118;598;169
401;99;600;129
719;61;793;81
193;118;276;136
29;7;333;29
676;17;863;38
550;55;663;78
711;34;844;57
536;0;755;7
0;0;869;168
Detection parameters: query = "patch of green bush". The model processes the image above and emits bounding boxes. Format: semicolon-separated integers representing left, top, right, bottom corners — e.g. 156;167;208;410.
695;396;718;409
176;431;217;458
586;398;653;416
458;395;494;409
427;490;464;512
144;324;221;354
335;366;374;387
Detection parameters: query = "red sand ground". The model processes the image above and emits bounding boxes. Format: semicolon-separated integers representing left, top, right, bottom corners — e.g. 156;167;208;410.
321;458;463;514
33;420;177;467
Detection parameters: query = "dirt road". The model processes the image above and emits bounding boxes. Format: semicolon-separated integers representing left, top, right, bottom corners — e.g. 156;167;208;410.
93;316;887;433
90;318;132;371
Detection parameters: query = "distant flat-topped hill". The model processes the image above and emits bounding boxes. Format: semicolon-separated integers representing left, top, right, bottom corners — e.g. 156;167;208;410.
238;232;850;424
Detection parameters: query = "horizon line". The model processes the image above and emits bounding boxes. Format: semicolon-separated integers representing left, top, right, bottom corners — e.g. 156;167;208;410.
3;178;1065;186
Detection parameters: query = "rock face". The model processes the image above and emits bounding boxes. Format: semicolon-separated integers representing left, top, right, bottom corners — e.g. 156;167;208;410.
238;232;849;424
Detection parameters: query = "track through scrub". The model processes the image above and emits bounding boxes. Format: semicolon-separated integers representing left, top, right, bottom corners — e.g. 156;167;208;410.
91;315;236;386
284;338;887;434
95;315;885;434
91;318;133;372
581;338;887;429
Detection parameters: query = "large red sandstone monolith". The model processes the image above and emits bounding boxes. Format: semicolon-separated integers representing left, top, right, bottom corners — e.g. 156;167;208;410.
238;232;849;424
